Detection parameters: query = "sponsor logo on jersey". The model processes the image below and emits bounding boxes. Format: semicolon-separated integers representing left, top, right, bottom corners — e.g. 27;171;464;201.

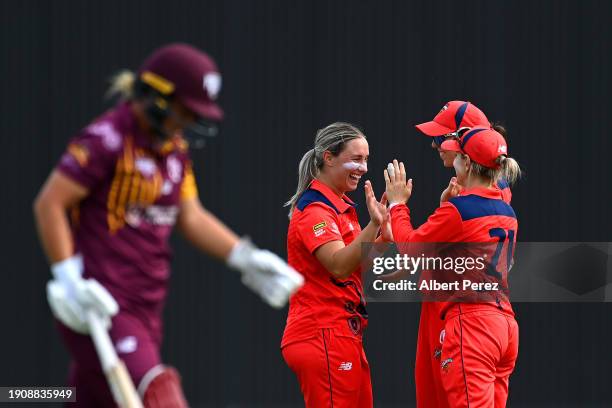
125;205;179;228
313;221;327;231
135;157;157;178
161;180;174;196
313;221;327;237
338;361;353;371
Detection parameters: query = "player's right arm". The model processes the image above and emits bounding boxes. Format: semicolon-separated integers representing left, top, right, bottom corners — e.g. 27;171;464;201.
34;126;120;333
33;170;88;263
303;180;386;280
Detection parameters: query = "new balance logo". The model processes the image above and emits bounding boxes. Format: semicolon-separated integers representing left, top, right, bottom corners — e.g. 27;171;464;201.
338;361;353;371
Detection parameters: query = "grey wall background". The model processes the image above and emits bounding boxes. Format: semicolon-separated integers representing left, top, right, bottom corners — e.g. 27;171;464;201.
1;0;611;406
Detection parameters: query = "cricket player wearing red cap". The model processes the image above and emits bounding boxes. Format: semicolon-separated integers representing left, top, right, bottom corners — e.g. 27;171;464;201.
412;101;495;408
384;127;521;408
416;100;513;204
281;123;392;408
33;43;303;407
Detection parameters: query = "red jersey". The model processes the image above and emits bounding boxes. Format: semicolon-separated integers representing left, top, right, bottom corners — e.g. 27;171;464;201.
390;186;518;318
56;102;198;312
497;178;512;203
282;180;367;348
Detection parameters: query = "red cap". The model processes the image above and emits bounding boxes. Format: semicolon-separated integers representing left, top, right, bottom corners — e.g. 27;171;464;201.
416;101;489;136
138;43;223;121
440;127;508;169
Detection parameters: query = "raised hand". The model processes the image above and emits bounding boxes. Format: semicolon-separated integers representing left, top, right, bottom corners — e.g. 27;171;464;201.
384;159;413;205
364;180;387;227
440;176;462;203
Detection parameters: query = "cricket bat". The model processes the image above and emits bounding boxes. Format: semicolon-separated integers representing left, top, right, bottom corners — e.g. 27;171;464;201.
86;309;143;408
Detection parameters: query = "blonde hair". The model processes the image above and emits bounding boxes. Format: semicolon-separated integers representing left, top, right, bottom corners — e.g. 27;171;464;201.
285;122;365;217
468;155;522;185
106;70;136;99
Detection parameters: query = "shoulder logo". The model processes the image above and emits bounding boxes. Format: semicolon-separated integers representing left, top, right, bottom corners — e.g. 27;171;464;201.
313;221;327;232
88;121;121;151
67;143;89;167
313;221;327;237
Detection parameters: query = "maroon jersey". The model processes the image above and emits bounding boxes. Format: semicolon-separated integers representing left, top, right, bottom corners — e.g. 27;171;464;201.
57;102;198;311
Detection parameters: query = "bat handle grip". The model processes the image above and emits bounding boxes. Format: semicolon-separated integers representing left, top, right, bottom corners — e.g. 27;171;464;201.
86;309;118;373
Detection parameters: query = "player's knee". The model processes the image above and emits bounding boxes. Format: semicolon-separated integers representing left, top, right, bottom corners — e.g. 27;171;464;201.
138;365;188;408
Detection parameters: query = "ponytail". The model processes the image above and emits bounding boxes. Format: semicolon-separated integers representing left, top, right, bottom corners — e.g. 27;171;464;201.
285;149;319;217
106;70;136;100
497;156;522;185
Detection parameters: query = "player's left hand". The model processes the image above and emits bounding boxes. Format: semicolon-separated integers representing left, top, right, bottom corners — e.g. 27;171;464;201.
227;238;304;309
440;176;462;203
384;159;413;205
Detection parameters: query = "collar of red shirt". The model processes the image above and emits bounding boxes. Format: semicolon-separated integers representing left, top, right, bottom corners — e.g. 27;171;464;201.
458;185;504;200
309;179;356;213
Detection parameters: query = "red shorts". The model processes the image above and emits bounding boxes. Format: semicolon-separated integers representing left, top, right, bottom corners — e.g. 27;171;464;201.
416;304;519;408
415;302;449;408
439;306;519;408
57;310;162;407
282;329;372;408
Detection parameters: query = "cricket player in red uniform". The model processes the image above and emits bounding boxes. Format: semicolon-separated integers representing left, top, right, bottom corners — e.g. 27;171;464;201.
33;43;303;407
385;127;521;408
416;100;512;204
281;122;391;408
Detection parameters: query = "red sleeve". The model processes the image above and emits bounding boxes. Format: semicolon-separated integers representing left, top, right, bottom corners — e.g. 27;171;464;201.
56;121;122;190
296;203;344;254
390;202;463;243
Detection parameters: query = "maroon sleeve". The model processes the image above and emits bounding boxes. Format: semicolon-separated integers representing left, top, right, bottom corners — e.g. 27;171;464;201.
56;121;122;190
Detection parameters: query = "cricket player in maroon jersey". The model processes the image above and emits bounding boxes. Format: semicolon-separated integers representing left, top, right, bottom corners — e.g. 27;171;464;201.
385;127;522;407
416;100;513;204
281;123;392;408
33;43;303;407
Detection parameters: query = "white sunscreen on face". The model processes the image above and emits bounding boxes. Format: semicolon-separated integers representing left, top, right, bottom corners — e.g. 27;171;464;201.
343;161;368;172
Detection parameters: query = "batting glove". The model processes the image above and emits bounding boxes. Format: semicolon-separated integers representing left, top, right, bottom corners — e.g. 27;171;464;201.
46;255;119;334
227;238;304;309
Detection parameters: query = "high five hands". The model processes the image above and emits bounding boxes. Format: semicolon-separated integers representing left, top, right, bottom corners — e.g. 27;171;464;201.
364;180;394;242
384;159;413;206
